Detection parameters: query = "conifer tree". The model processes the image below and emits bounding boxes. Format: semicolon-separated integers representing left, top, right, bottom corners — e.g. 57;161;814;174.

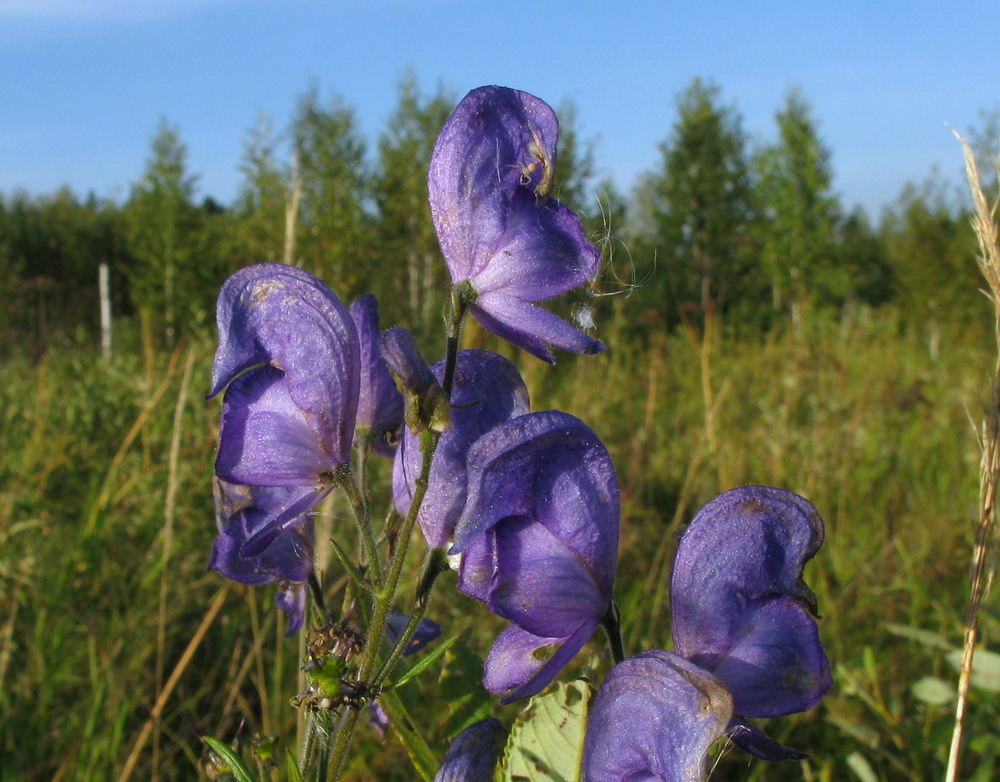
754;88;838;326
371;74;453;331
291;86;369;297
124;118;198;346
638;77;754;322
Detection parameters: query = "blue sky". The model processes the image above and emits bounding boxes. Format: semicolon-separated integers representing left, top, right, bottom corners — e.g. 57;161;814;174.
2;0;998;217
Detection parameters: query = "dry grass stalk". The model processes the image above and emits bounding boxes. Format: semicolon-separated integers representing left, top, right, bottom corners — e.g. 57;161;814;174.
945;131;1000;782
117;584;230;782
154;348;196;777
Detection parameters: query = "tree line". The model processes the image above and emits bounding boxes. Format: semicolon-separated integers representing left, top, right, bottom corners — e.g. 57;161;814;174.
1;74;995;360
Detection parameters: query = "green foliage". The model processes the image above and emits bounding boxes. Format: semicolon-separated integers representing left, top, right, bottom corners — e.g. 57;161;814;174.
370;74;454;334
291;84;370;297
632;77;755;321
497;679;591;782
234;112;290;266
754;88;840;321
881;173;980;333
5;302;996;779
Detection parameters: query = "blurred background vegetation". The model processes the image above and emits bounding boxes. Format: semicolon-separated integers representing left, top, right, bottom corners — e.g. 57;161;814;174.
2;74;1000;780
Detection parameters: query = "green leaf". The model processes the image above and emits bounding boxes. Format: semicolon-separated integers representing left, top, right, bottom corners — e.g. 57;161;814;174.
307;654;346;694
394;634;460;688
437;635;492;738
498;679;592;782
846;751;879;782
329;535;367;587
946;647;1000;692
912;676;954;705
885;623;954;651
202;737;257;782
285;750;304;782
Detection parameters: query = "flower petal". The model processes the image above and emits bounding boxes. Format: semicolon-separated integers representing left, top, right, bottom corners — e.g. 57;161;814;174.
275;582;308;636
470;190;600;301
349;294;403;456
210;263;360;465
393;350;529;548
727;718;810;762
211;480;315;635
470;294;604;364
451;411;619;596
670;486;826;700
215;366;334;486
483;620;597;704
582;650;733;782
434;718;508;782
707;596;832;718
490;515;605;638
429;86;560;282
240;483;331;558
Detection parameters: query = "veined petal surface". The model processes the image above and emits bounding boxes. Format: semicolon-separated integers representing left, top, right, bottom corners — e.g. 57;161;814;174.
583;650;733;782
210;263;360;466
393;350;529;548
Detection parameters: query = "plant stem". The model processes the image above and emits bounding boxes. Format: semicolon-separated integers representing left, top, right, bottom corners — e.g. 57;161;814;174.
333;464;383;590
373;548;450;689
442;286;467;399
601;601;626;665
326;429;442;782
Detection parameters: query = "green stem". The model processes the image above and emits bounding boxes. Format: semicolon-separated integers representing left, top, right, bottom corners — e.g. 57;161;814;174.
378;688;438;781
601;601;626;665
372;548;449;689
326;430;441;782
442;286;467;399
333;464;383;590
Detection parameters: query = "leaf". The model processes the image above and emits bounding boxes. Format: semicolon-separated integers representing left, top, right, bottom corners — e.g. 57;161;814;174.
885;623;954;651
202;737;257;782
437;634;492;738
846;751;879;782
328;535;367;587
946;647;1000;692
912;676;954;705
498;679;592;782
285;750;304;782
394;634;460;688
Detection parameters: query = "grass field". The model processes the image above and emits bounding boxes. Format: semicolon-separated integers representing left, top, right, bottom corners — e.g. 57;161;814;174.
1;300;998;780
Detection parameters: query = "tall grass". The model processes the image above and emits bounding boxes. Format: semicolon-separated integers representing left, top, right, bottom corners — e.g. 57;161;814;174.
0;303;996;779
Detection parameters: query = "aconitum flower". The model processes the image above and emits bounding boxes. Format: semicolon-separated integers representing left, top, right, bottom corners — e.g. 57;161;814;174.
582;651;733;782
349;294;403;457
393;349;530;548
429;86;604;363
582;486;830;779
209;263;360;557
210;479;314;634
449;411;619;703
434;719;508;782
670;485;832;760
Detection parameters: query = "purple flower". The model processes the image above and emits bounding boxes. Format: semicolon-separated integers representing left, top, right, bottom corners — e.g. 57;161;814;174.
385;610;443;657
210;263;360;558
449;411;619;703
434;719;508;782
380;326;447;434
582;651;733;782
210;479;314;634
582;487;830;777
349;294;403;457
429;86;604;363
670;486;832;760
392;349;530;548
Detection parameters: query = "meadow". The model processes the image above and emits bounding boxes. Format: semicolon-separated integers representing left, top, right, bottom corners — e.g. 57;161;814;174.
1;296;997;781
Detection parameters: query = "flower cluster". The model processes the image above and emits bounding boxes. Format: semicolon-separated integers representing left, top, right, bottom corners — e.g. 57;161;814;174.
582;486;832;780
206;85;830;782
